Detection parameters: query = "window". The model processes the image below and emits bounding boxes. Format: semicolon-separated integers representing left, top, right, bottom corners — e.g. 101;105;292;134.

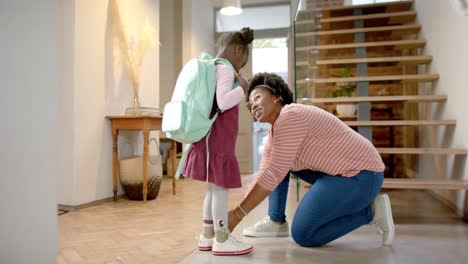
252;38;288;82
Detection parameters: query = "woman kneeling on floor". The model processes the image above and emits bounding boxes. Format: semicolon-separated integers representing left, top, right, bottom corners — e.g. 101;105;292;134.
228;72;395;247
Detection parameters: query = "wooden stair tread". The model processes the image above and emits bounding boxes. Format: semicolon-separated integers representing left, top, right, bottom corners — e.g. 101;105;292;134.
296;39;426;51
315;0;414;12
315;56;432;65
298;0;414;15
296;11;416;25
296;61;310;67
302;95;447;104
382;178;468;190
377;148;467;155
319;11;416;24
296;24;420;37
344;120;456;126
306;179;468;190
298;74;439;84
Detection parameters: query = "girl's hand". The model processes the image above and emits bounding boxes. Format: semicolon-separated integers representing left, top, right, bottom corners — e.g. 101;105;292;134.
236;74;249;93
228;209;241;232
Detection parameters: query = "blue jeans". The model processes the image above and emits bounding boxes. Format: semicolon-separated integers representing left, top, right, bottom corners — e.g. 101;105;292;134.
268;170;384;247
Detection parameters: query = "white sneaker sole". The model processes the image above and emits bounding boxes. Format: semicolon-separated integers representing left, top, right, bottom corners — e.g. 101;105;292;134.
198;245;212;251
212;246;253;255
198;236;213;251
243;229;289;237
381;194;395;246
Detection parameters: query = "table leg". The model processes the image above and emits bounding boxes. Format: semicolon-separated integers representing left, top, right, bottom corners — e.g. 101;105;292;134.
112;128;119;201
142;129;149;202
172;140;177;195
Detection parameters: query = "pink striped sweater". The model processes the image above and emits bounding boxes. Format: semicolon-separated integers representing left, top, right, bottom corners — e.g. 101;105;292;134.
252;104;385;192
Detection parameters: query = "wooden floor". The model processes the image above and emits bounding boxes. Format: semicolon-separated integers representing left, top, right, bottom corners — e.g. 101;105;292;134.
57;175;468;264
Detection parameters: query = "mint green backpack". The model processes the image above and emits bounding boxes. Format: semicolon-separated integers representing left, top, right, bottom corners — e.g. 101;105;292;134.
162;52;236;179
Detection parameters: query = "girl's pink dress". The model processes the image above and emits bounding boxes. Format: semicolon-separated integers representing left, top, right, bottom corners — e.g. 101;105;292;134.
181;72;241;189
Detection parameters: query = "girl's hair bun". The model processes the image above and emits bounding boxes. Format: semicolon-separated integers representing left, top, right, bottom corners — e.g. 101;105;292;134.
240;27;254;44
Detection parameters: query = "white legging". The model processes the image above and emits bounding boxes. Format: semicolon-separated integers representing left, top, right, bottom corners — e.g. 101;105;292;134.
203;182;228;232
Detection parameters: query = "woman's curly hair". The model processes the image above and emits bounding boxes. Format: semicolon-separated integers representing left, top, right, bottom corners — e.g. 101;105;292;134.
246;72;294;111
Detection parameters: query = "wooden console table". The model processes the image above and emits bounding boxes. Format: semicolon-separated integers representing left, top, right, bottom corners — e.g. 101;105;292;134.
106;115;177;201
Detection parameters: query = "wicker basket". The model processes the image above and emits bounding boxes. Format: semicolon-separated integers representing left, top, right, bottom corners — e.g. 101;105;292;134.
119;139;163;200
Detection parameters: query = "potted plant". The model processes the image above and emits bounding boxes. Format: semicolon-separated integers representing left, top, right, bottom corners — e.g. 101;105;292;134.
325;67;357;117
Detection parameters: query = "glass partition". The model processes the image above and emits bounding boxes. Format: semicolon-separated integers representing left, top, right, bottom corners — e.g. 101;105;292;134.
293;0;406;103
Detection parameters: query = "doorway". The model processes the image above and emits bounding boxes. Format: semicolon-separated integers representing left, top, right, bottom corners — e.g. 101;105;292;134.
251;37;288;173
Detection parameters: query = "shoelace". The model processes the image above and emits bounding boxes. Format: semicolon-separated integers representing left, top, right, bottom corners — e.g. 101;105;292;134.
197;234;213;241
254;216;271;228
370;221;384;234
221;226;244;246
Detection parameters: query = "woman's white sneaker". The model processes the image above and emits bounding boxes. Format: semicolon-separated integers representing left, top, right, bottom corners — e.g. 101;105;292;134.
243;216;289;237
370;193;395;246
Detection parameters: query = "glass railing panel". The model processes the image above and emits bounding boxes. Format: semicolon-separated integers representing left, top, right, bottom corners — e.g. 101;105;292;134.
293;0;407;103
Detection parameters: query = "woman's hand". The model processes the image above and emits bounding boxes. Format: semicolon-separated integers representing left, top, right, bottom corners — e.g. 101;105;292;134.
228;209;241;232
236;74;249;93
228;184;272;232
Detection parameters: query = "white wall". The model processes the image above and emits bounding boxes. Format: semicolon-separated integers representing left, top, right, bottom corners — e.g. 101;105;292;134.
160;0;182;108
58;0;77;206
182;0;215;64
0;1;58;263
58;0;160;205
414;0;468;215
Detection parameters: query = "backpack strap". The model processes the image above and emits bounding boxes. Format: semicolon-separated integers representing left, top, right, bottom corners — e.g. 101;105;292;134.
175;144;190;180
199;51;214;60
203;126;216;183
214;58;237;76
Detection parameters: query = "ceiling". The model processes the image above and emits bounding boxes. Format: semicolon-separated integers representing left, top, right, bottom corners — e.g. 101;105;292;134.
212;0;291;8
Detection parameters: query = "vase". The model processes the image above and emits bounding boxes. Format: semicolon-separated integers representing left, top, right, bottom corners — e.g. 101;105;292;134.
118;138;163;201
119;156;162;200
131;95;141;115
336;104;357;117
126;86;142;116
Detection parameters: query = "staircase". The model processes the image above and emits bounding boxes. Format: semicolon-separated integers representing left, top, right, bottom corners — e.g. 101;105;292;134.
294;0;468;190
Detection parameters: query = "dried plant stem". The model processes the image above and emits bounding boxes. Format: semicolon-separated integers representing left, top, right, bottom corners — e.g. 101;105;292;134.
111;0;136;85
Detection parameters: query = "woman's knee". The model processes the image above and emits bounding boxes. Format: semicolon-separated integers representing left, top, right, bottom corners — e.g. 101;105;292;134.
291;223;325;247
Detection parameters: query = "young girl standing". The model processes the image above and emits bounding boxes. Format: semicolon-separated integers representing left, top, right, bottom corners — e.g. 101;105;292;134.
182;27;254;256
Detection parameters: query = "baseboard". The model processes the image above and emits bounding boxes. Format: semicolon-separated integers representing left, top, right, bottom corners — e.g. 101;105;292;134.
58;194;126;211
58;204;76;212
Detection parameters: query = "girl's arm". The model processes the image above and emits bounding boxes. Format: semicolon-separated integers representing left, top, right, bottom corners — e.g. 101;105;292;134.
216;64;245;111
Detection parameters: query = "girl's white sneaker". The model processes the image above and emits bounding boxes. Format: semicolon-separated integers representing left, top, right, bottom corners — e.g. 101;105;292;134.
212;227;253;256
198;234;213;251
